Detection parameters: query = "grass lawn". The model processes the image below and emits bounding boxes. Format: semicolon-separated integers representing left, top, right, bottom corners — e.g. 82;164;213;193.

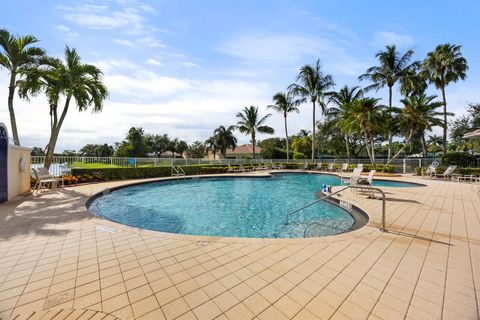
69;162;122;169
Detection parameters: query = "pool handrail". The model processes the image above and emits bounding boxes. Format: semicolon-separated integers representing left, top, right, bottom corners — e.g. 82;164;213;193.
284;185;387;232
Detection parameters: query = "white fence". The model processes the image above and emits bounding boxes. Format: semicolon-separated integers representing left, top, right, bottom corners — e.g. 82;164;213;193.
31;156;440;176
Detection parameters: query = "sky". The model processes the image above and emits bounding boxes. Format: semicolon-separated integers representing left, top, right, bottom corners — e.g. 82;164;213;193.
1;0;479;151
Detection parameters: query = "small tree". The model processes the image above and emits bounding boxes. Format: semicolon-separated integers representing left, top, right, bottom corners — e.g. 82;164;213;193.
235;106;274;159
186;141;206;158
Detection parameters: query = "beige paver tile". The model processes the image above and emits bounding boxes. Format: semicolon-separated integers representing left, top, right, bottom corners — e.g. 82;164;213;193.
192;300;222;320
225;302;255;320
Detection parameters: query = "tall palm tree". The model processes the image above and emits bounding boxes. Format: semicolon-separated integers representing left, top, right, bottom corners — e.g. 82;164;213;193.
214;125;237;157
20;46;108;168
400;67;428;97
342;98;386;165
205;136;219;160
422;44;468;156
267;92;303;161
383;94;443;169
359;45;417;159
289;59;335;161
235;106;274;159
326;85;363;161
0;29;45;145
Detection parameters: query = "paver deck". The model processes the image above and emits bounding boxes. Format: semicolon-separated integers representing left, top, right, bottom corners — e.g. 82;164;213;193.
0;173;479;320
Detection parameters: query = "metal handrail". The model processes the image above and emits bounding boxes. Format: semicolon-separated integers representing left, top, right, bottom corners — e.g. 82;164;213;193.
285;185;387;232
171;166;186;177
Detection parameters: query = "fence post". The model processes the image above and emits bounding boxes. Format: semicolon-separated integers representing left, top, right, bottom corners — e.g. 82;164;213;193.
419;158;422;168
403;158;406;174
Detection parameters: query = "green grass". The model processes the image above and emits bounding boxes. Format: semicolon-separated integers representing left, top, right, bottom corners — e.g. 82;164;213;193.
69;162;122;169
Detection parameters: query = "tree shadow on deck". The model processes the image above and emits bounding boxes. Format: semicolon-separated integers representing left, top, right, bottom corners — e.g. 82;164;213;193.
0;188;95;241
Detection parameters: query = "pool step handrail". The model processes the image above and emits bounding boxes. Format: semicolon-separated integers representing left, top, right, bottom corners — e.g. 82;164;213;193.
284;185;387;232
171;166;186;178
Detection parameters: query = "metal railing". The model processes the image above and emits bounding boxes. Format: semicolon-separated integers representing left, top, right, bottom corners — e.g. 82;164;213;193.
285;185;387;232
30;155;440;177
171;166;185;178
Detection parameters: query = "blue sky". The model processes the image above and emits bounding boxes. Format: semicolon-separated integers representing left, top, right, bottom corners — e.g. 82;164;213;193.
1;0;479;150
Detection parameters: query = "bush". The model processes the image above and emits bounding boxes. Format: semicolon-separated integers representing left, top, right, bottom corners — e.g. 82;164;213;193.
443;152;478;167
293;152;306;159
415;166;480;176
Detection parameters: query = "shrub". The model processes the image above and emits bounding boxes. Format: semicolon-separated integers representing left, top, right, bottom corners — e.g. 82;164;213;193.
293;152;306;159
443;152;478;167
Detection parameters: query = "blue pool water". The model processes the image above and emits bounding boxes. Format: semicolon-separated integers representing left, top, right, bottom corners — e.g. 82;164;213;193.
89;173;418;238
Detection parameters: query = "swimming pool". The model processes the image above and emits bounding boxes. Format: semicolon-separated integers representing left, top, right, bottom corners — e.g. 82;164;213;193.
89;173;418;238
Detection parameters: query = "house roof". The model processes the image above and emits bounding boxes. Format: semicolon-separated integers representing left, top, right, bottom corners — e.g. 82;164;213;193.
226;144;262;154
464;129;480;140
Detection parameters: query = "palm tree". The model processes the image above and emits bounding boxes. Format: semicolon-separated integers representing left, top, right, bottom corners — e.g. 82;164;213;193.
205;136;219;159
326;85;363;161
0;29;45;145
359;45;417;159
267;92;303;161
298;129;310;138
383;94;443;169
235;106;274;159
342;98;386;165
422;44;468;156
289;59;335;161
20;46;108;168
400;67;428;97
214;125;237;157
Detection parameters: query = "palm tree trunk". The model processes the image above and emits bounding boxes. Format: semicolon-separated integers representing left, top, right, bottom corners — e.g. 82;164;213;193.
441;84;448;156
383;129;414;171
421;131;427;158
345;135;350;162
312;100;316;161
387;85;393;160
284;115;289;161
364;134;374;166
44;96;71;169
252;133;256;159
7;73;20;145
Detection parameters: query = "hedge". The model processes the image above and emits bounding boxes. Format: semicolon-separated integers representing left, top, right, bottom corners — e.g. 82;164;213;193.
416;166;480;176
443;152;478;167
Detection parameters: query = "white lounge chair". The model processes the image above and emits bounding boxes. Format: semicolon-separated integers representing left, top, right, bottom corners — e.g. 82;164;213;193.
302;162;309;170
355;163;363;172
32;167;63;192
341;168;362;186
326;163;335;172
315;162;323;170
435;165;457;179
422;164;437;178
339;163;349;173
357;170;377;198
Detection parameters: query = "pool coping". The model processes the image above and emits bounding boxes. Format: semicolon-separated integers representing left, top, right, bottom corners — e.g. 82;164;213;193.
84;170;422;244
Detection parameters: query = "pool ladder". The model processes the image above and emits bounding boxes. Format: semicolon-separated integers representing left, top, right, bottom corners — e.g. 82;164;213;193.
172;166;186;179
284;185;387;234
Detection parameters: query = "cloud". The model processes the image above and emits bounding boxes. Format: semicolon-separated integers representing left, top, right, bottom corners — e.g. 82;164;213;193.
217;32;366;76
182;62;200;68
147;58;163;66
56;24;70;32
113;39;135;47
137;36;166;48
373;31;414;48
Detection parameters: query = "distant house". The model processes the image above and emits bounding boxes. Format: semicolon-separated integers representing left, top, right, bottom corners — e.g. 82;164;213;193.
464;129;480;140
225;144;262;159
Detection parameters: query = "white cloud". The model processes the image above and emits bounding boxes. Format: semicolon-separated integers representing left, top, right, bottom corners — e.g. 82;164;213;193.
373;31;414;48
217;32;366;76
56;24;70;32
182;62;200;68
147;58;163;66
113;39;135;47
137;36;166;48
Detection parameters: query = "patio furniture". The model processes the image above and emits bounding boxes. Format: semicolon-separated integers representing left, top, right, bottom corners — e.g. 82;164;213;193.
339;163;349;173
302;162;309;170
451;174;478;183
326;163;335;172
355;163;364;172
32;167;63;192
357;170;377;198
315;162;323;170
422;164;437;178
341;168;362;186
435;165;457;179
272;163;284;170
